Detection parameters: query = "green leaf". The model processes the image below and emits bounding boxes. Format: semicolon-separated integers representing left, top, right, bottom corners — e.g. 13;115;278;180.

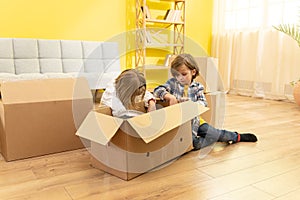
273;24;300;47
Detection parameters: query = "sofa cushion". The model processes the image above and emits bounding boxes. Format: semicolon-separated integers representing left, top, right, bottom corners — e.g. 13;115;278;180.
84;59;105;73
82;41;102;59
102;42;119;59
17;73;47;80
78;73;101;89
15;59;40;74
13;38;38;59
62;59;84;73
0;38;13;58
75;71;120;89
0;59;15;74
104;59;121;72
72;72;109;89
0;73;18;81
96;71;120;89
38;39;61;58
40;59;63;73
65;72;83;78
61;40;82;59
44;73;74;79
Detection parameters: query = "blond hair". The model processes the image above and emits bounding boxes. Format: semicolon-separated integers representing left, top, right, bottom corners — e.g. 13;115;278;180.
115;69;146;110
170;53;199;80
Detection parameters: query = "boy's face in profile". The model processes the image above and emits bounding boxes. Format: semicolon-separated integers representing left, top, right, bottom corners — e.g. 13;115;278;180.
173;64;196;86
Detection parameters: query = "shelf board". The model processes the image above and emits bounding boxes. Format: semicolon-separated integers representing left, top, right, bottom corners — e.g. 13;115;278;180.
146;19;184;25
137;65;169;72
144;65;169;70
159;0;185;2
145;43;183;47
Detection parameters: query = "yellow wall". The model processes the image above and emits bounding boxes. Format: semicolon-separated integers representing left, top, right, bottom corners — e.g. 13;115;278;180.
0;0;126;41
0;0;127;68
186;0;213;56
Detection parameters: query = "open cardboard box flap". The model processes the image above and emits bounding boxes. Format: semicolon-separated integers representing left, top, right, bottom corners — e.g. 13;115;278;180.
75;111;124;145
76;101;209;145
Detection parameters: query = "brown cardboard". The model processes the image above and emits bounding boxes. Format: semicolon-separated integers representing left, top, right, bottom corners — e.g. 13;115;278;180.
194;57;220;93
201;91;226;128
76;101;208;180
0;78;93;161
155;91;225;128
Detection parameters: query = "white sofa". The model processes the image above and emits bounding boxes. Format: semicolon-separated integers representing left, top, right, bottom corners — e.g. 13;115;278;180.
0;38;121;89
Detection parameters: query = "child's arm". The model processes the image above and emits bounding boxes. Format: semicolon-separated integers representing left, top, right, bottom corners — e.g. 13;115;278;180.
153;78;179;105
99;80;115;107
163;93;178;105
193;82;208;107
144;90;156;112
147;99;156;112
153;78;173;100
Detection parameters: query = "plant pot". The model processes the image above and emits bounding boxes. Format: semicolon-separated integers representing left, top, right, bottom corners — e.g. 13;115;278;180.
293;82;300;106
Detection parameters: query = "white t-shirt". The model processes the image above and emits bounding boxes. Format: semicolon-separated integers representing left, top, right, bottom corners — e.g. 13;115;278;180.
100;80;155;117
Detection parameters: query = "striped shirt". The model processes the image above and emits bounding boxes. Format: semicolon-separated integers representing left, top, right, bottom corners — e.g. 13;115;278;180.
153;77;208;135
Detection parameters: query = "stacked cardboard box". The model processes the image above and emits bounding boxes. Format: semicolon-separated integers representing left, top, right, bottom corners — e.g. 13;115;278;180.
194;57;226;129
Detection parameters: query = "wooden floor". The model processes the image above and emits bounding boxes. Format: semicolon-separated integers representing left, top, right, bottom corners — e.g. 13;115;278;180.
1;94;300;200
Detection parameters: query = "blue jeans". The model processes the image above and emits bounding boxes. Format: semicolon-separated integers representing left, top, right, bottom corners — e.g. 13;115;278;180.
193;123;238;149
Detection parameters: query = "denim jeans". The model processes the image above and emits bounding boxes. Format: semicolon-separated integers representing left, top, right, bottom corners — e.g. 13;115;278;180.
193;123;238;149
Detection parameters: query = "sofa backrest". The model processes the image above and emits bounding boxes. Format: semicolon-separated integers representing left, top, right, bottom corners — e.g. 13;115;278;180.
0;38;121;89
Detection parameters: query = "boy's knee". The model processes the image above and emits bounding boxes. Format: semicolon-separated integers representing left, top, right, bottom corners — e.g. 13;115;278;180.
198;123;209;133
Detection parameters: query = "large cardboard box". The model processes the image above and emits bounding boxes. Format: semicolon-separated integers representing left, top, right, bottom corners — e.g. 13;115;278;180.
194;57;220;93
201;91;226;128
0;78;93;161
76;101;208;180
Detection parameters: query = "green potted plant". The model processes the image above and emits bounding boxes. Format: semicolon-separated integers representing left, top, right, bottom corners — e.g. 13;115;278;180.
273;24;300;106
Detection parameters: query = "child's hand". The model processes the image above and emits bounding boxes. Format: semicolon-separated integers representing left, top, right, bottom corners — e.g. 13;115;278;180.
169;97;178;105
178;97;189;102
147;100;156;112
164;93;178;105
